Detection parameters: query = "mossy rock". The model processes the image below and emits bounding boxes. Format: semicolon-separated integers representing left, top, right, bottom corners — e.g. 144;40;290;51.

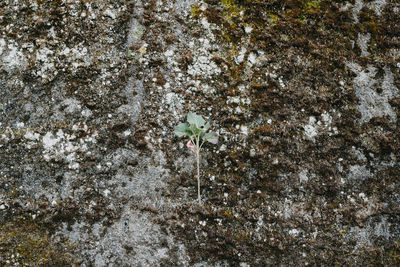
0;216;76;266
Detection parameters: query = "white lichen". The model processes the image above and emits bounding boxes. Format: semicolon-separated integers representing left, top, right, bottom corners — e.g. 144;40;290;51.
346;62;399;123
304;116;318;140
357;33;371;57
1;41;28;72
41;124;97;170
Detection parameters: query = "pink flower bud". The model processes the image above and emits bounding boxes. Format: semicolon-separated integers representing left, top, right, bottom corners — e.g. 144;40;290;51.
186;140;196;151
187;140;194;148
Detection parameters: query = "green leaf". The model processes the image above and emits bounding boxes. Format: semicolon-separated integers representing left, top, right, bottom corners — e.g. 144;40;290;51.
174;122;190;137
187;112;206;128
202;122;211;131
203;132;218;144
186;122;197;136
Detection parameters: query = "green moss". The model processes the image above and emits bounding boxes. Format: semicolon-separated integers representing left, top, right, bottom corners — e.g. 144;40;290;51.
268;14;279;25
224;209;233;217
221;0;241;17
385;240;400;265
191;4;202;18
303;0;321;10
0;216;76;266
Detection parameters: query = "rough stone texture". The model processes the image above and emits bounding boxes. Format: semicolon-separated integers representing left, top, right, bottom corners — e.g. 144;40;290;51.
0;0;399;266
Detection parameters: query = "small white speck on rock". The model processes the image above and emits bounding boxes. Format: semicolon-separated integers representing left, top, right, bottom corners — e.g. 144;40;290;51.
103;189;111;197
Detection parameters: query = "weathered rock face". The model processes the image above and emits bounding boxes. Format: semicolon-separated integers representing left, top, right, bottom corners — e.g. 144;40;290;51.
0;0;399;265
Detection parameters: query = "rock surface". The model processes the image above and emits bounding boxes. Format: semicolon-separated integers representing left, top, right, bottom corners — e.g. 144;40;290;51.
0;0;399;265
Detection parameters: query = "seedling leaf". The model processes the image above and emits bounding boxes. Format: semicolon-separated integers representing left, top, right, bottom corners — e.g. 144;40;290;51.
202;122;211;131
174;122;190;137
203;132;219;144
187;112;206;128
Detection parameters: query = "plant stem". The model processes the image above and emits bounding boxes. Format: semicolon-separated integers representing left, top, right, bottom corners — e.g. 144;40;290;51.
196;149;201;205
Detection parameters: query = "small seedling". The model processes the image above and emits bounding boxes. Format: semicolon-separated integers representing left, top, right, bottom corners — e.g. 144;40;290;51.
174;112;218;205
